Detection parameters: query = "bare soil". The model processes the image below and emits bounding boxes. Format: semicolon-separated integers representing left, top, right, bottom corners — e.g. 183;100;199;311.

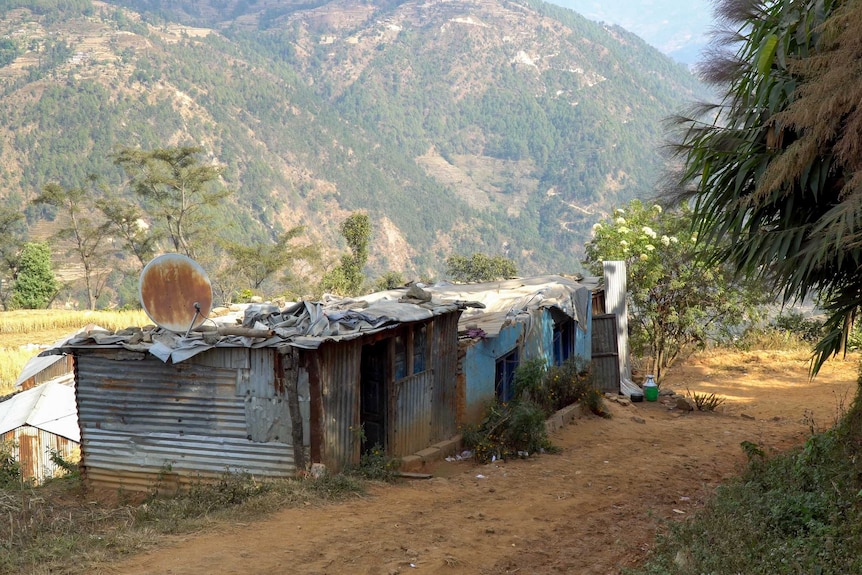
103;350;858;575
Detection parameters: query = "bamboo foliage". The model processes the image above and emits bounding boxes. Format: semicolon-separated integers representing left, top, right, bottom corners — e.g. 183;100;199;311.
668;0;862;372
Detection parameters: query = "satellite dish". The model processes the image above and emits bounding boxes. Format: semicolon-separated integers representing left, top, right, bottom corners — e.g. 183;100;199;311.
139;254;213;334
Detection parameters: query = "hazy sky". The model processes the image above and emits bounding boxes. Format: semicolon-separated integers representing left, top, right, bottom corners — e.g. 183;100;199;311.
545;0;716;65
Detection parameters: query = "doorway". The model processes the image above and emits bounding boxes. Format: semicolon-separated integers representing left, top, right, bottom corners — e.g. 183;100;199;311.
360;340;389;454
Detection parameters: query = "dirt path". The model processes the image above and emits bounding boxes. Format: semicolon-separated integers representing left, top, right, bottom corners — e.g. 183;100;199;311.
103;351;857;575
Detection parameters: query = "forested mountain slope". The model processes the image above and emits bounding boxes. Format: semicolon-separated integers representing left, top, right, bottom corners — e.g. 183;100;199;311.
0;0;705;284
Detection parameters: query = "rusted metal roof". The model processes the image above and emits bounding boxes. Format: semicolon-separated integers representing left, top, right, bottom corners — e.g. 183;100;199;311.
15;327;90;389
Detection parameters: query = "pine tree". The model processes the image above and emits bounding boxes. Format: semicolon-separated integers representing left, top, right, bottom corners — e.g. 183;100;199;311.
12;242;59;309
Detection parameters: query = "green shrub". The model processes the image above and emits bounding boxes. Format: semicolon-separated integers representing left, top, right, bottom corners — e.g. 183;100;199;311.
348;444;401;482
687;387;726;412
512;357;548;404
773;310;825;343
462;400;554;464
515;356;606;417
465;357;608;464
0;440;21;488
627;389;862;575
49;449;79;480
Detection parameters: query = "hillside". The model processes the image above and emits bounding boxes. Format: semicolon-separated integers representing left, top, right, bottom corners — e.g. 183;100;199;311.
0;0;705;301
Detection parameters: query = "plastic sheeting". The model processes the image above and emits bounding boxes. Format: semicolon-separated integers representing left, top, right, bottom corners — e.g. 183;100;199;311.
47;297;462;363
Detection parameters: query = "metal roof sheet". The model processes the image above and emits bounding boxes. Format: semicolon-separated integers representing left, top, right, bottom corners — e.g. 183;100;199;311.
0;382;79;442
47;296;464;363
42;275;596;363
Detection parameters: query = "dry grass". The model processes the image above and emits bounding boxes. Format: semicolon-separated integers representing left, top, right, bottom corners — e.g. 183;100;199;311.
688;348;815;375
0;310;149;338
0;472;364;575
0;348;43;396
0;310;149;395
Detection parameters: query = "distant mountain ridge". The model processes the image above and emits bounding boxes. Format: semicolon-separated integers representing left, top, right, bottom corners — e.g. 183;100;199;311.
548;0;714;65
0;0;705;286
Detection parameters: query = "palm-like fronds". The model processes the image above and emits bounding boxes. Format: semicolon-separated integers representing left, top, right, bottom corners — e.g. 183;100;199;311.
668;0;862;372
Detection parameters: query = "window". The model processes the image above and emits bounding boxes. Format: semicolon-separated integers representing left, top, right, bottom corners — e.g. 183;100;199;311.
394;335;407;380
495;348;519;402
553;318;575;366
413;324;427;374
394;323;430;381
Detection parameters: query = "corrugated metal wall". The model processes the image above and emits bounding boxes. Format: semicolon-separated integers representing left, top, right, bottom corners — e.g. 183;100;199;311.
20;355;74;390
75;348;296;492
591;314;621;393
306;312;462;470
391;370;432;456
603;261;632;383
2;427;78;484
309;340;362;472
430;313;460;443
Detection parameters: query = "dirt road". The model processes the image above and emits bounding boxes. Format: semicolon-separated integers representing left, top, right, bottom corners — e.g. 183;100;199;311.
105;350;857;575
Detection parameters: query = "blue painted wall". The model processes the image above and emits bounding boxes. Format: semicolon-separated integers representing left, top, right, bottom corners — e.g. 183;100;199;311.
575;302;593;360
463;322;523;422
461;302;594;425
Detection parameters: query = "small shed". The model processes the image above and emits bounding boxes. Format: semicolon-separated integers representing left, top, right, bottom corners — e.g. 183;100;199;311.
364;275;600;425
0;381;80;484
52;297;463;493
15;346;74;391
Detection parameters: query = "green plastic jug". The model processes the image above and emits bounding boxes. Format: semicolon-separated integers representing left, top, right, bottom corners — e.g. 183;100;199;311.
644;374;659;401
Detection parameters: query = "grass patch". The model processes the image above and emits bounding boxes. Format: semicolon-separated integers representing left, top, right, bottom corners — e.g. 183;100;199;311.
346;444;402;482
0;309;149;337
685;386;726;412
627;389;862;575
0;347;38;395
0;470;364;575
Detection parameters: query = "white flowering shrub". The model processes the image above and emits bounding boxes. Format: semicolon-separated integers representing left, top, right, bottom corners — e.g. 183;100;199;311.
584;200;769;380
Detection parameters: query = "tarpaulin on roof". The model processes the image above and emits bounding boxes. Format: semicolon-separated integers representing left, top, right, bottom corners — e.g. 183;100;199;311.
363;275;599;337
48;297;463;363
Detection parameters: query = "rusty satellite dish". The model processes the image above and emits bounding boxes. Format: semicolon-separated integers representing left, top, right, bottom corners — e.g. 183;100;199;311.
139;253;213;334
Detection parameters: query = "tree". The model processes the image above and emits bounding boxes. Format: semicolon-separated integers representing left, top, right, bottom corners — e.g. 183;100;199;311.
0;207;25;310
320;212;371;296
33;182;112;310
96;194;160;272
446;253;517;283
585;200;766;381
12;242;59;309
374;271;405;291
113;146;231;259
222;226;319;293
668;0;858;371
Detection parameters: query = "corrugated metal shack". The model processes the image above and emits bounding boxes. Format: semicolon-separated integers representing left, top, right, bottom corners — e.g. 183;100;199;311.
51;296;463;493
365;275;600;425
15;347;74;391
0;381;80;484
